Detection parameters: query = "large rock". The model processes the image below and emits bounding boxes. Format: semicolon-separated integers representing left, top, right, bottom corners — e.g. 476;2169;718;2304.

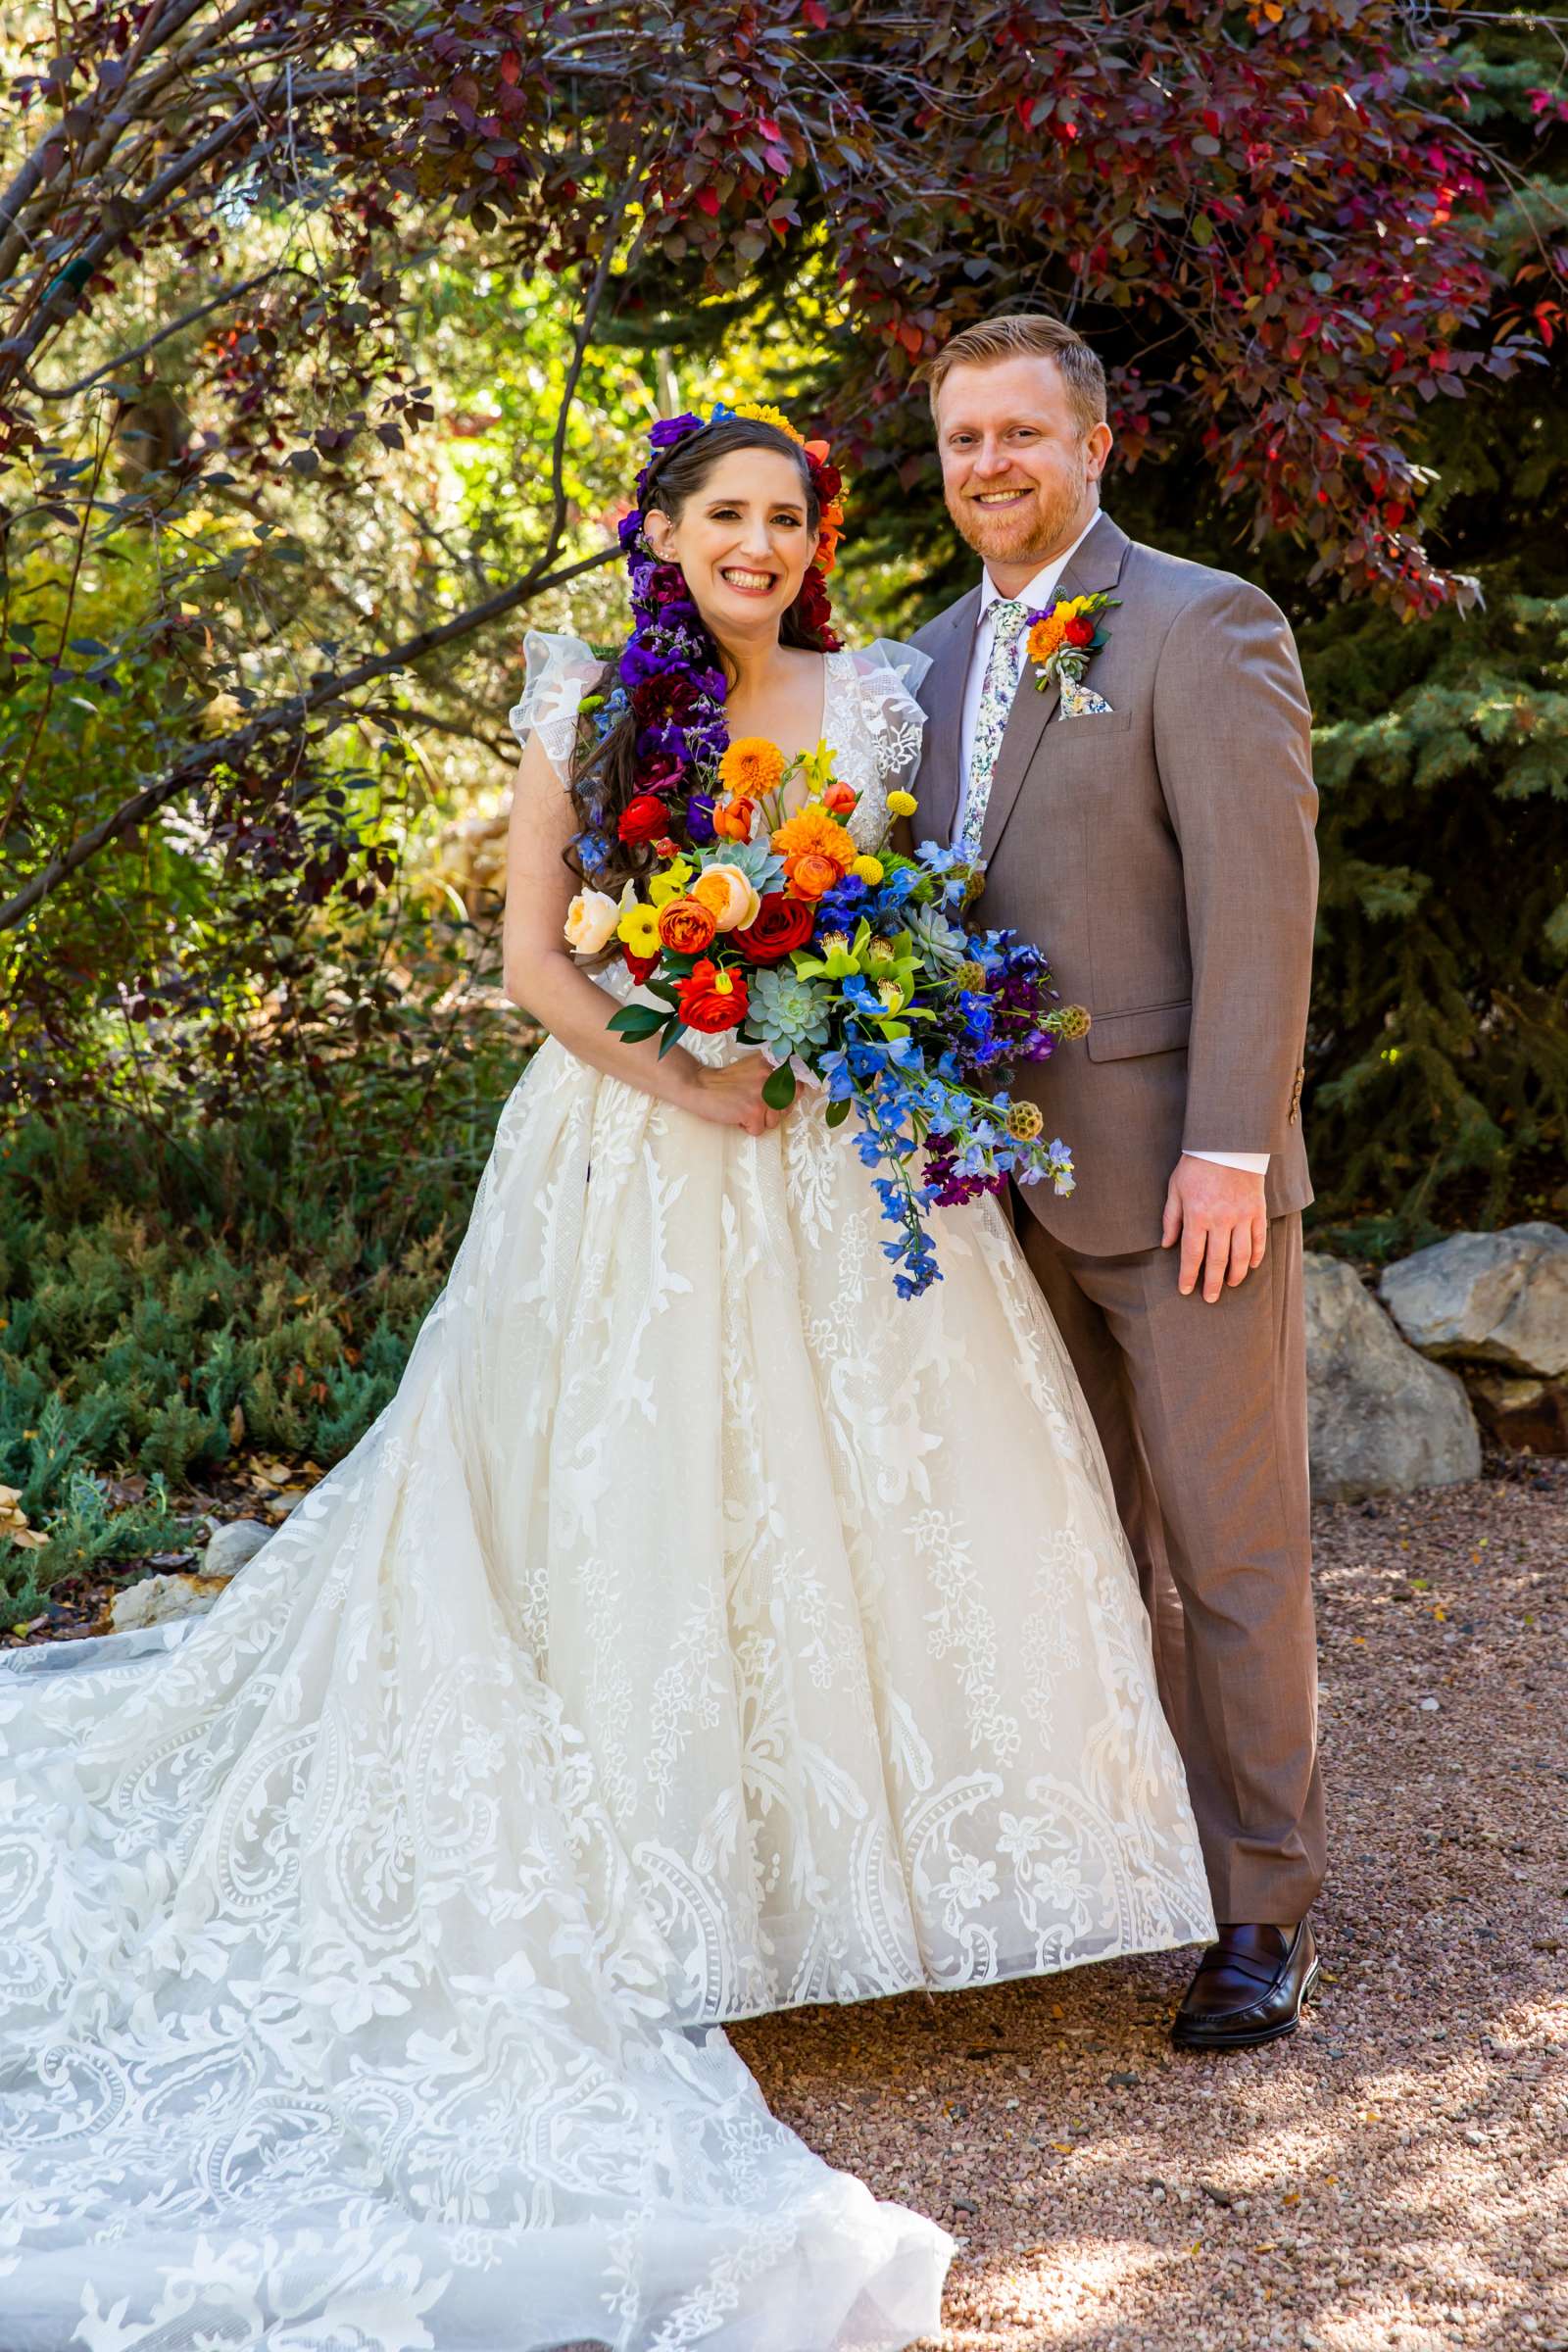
1303;1253;1481;1503
110;1571;234;1633
1380;1223;1568;1378
1465;1371;1568;1455
203;1518;273;1579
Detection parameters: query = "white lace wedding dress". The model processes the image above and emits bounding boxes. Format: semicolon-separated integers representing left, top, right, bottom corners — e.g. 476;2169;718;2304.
0;638;1213;2352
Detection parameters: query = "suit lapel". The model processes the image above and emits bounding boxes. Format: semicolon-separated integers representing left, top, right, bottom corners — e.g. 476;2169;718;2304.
979;511;1133;863
915;585;979;848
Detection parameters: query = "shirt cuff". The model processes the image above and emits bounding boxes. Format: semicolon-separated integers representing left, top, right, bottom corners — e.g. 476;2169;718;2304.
1186;1149;1270;1175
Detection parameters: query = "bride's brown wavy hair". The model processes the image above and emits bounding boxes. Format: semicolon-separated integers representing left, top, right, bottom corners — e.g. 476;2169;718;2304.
566;418;829;900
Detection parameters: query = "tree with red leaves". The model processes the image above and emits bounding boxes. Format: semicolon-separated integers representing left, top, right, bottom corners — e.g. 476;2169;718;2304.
0;0;1537;1094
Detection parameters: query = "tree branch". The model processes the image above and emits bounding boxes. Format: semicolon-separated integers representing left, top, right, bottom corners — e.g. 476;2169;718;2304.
0;542;619;934
29;265;303;399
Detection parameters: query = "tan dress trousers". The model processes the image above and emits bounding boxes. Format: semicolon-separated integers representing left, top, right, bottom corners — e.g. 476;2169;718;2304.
1019;1206;1327;1924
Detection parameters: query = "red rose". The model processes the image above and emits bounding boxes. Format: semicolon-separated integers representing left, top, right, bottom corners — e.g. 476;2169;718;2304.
675;957;750;1033
736;893;815;965
617;792;669;846
1063;614;1096;649
622;945;660;985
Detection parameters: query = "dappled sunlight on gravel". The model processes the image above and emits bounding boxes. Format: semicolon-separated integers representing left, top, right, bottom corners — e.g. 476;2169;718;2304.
735;1461;1568;2351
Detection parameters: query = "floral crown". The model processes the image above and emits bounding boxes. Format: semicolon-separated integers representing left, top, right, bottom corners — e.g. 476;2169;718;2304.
571;401;846;887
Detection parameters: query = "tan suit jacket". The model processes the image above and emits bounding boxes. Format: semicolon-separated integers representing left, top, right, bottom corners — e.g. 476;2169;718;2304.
910;511;1318;1256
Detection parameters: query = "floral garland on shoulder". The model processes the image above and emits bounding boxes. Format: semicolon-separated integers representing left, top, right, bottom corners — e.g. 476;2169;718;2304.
571;401;846;888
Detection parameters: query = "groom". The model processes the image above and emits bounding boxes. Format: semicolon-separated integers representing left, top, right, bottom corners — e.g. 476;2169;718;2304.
908;314;1325;2049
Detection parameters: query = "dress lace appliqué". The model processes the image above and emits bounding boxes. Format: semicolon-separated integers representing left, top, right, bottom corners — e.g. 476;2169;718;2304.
0;630;1211;2352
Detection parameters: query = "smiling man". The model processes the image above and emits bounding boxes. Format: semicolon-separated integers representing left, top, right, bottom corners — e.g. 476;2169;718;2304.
908;312;1326;2051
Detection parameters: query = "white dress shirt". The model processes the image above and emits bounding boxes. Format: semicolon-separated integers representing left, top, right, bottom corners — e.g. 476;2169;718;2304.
955;514;1268;1178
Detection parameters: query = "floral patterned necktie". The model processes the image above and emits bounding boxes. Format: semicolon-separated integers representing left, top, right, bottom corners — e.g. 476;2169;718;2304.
958;598;1029;860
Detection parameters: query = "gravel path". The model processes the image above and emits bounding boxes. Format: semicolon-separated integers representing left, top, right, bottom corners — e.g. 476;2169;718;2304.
735;1460;1568;2351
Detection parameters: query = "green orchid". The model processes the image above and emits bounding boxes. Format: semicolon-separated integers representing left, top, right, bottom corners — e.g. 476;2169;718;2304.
795;916;873;983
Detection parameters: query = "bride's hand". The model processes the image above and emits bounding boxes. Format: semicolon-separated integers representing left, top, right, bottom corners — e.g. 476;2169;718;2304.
681;1056;787;1138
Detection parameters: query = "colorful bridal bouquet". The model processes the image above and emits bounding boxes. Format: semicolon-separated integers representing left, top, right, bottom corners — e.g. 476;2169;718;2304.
564;737;1087;1299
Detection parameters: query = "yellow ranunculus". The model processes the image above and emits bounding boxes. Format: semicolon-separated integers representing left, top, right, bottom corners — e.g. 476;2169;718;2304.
887;789;917;819
852;855;885;886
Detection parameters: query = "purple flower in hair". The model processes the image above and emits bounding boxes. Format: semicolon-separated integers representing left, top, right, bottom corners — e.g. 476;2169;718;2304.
649;413;706;450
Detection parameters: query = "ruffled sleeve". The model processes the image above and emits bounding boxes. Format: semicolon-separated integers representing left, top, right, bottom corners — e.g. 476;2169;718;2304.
506;630;604;784
849;638;931;786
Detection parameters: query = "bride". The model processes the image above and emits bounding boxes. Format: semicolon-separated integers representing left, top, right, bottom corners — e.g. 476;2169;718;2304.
0;406;1213;2352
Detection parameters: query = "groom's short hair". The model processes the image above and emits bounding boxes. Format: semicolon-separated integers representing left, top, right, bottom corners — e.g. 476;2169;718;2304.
924;315;1106;436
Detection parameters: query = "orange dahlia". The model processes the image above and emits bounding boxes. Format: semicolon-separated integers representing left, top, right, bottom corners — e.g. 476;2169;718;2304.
718;736;787;799
770;802;857;880
1027;614;1067;665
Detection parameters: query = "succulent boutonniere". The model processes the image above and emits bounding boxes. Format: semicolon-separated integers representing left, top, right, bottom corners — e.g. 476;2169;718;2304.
1025;589;1122;717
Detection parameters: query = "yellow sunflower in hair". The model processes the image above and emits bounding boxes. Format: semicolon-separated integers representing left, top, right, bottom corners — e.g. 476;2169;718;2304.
725;400;806;447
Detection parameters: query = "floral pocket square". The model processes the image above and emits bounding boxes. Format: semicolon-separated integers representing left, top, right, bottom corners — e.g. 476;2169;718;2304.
1058;676;1115;719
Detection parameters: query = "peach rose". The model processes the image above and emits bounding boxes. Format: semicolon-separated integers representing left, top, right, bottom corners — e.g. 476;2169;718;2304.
690;862;761;934
564;888;619;956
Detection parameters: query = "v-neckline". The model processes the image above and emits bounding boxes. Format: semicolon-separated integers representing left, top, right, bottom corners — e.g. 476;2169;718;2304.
772;651;842;820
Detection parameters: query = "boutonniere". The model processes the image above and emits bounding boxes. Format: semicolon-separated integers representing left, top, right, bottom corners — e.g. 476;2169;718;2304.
1025;589;1122;717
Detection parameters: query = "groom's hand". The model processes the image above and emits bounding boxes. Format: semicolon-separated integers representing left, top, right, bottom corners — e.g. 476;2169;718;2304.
1161;1155;1268;1302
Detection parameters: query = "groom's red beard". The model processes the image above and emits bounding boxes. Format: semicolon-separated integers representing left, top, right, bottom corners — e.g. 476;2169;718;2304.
945;449;1092;570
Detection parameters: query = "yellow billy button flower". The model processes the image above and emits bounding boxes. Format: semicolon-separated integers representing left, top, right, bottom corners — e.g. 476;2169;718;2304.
887;789;917;819
852;855;884;886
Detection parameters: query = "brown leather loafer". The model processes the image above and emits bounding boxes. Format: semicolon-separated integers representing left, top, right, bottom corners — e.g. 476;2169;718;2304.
1170;1920;1319;2051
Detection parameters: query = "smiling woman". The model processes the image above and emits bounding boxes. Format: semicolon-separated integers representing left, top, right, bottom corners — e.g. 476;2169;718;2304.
552;415;839;906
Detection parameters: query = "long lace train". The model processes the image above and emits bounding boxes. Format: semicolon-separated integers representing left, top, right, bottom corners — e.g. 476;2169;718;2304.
0;639;1210;2348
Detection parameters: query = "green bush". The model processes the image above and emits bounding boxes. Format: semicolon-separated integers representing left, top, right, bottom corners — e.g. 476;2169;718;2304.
0;1103;490;1617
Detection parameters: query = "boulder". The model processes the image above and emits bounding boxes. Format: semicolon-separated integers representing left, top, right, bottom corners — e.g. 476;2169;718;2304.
1303;1253;1481;1503
203;1518;273;1579
110;1571;234;1633
1464;1371;1568;1455
1380;1223;1568;1378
